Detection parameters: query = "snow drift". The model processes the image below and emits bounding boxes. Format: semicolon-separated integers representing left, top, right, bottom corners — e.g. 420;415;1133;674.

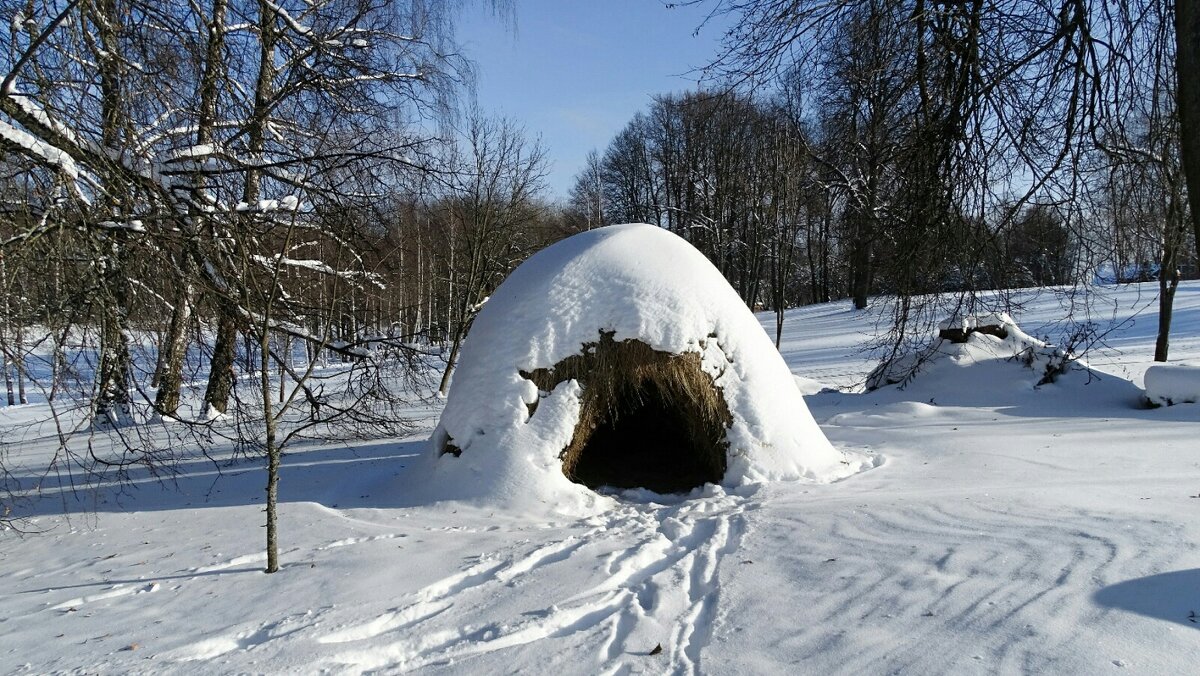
422;223;866;515
1144;364;1200;406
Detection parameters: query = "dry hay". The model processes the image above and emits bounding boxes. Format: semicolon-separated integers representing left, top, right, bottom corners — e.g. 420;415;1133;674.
518;331;732;493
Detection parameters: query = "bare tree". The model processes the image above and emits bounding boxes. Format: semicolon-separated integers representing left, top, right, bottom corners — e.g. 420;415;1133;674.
566;149;607;231
0;0;522;554
676;0;1180;372
1096;0;1191;361
436;111;549;395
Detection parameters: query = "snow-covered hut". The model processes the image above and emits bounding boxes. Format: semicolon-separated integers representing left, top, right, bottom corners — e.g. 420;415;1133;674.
426;224;863;514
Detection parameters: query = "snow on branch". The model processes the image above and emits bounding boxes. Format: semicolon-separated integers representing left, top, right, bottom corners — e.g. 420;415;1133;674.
249;253;385;289
0;117;82;183
0;90;201;216
235;195;301;213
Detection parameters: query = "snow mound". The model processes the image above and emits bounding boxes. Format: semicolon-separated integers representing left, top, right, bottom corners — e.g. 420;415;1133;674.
419;224;867;516
1144;364;1200;406
868;312;1072;392
855;311;1150;413
936;312;1016;334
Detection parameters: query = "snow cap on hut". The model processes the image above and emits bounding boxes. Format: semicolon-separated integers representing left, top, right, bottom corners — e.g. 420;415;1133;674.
425;223;864;515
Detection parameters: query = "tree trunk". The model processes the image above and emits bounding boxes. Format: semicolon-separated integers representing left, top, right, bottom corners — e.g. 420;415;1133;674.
244;0;276;205
279;334;288;402
49;329;66;402
155;280;194;416
15;324;26;405
1177;0;1200;260
151;333;166;390
244;332;255;374
204;308;238;415
95;265;132;424
253;0;282;572
0;251;12;406
850;219;872;310
92;0;133;425
163;0;227;416
438;328;463;396
772;235;786;349
2;351;13;407
1154;269;1180;362
261;325;280;573
1155;180;1187;362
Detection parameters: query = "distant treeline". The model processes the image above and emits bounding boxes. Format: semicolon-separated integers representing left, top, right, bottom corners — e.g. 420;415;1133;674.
565;0;1200;363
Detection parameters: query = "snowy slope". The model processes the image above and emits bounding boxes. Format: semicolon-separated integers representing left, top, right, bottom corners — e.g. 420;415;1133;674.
1;281;1199;674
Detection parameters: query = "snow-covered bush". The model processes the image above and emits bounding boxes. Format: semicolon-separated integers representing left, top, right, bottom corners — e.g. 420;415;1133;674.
867;312;1075;390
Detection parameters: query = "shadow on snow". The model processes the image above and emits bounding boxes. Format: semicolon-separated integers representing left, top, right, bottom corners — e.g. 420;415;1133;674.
1093;569;1200;630
6;438;429;521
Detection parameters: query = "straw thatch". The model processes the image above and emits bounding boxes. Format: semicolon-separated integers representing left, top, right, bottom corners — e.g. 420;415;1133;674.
517;331;732;493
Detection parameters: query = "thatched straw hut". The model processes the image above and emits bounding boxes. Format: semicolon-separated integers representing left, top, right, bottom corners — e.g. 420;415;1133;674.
425;224;864;515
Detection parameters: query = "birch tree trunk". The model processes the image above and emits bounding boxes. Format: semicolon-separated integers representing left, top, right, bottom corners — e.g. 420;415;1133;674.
159;0;227;416
91;0;134;425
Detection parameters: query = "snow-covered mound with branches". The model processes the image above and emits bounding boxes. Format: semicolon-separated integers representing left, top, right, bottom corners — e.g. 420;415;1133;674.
859;311;1147;413
867;312;1073;391
419;223;868;515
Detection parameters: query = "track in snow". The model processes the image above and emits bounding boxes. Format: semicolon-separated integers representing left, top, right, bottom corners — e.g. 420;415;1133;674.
707;495;1193;674
318;492;751;674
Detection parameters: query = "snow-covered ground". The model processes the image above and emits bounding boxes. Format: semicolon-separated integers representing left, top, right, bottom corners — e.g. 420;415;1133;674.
2;282;1198;674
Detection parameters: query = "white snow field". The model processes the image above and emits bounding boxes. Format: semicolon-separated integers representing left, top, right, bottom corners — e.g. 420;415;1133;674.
2;281;1199;675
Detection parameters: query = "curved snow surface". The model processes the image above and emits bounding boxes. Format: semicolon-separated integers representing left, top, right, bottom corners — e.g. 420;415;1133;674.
1144;364;1200;406
424;223;867;515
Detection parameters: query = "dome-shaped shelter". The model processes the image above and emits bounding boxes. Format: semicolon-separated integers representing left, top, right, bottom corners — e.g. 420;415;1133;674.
424;224;864;514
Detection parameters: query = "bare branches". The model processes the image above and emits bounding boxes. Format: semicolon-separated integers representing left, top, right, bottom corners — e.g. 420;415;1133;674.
652;0;1196;373
0;0;497;536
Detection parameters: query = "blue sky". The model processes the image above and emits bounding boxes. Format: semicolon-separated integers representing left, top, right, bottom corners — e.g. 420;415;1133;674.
456;1;728;201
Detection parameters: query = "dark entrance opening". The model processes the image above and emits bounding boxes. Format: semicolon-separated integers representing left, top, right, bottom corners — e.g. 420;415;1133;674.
570;381;724;492
521;333;731;494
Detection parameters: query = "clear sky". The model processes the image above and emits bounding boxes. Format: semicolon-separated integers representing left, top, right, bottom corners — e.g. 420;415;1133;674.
456;1;728;201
